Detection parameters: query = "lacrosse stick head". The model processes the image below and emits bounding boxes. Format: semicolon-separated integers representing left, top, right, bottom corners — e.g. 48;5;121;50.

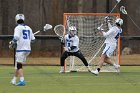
43;24;52;31
120;6;127;14
54;24;65;38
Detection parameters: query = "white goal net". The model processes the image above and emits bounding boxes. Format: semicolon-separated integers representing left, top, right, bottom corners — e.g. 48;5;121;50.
63;13;120;72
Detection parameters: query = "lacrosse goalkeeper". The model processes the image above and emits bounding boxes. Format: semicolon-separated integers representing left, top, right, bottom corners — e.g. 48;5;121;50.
59;26;91;73
91;17;123;75
10;14;35;86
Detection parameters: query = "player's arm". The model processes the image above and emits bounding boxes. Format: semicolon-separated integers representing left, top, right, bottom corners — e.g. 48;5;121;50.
104;16;113;29
60;35;66;45
30;28;36;43
9;27;19;49
102;29;114;37
107;21;113;29
60;37;65;45
66;46;77;51
31;33;35;43
97;27;113;37
9;38;18;49
70;46;77;50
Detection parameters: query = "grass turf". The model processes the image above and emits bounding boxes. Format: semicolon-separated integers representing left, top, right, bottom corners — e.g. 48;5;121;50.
0;66;140;93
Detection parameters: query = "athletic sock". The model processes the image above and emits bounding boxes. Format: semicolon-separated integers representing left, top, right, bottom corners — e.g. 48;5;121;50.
113;63;118;68
20;77;24;82
87;66;91;71
61;66;64;70
12;76;17;81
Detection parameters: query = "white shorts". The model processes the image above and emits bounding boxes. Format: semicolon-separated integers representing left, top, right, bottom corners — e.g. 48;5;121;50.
16;52;30;63
102;43;116;57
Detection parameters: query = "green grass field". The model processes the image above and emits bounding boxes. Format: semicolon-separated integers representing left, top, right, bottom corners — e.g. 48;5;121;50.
0;66;140;93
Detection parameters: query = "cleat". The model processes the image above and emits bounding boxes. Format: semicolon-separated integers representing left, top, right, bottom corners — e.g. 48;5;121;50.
10;80;16;85
16;81;25;86
114;64;120;72
115;65;120;69
59;70;65;73
91;70;99;75
70;70;77;72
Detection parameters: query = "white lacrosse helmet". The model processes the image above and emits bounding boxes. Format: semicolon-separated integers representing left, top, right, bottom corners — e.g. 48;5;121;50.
115;18;123;26
69;26;77;36
15;14;25;22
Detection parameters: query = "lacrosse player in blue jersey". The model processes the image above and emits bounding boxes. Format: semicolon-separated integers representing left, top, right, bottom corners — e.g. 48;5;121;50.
59;26;91;73
91;17;123;75
9;14;35;86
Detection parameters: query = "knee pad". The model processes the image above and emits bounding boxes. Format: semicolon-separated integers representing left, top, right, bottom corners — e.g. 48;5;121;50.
17;63;22;70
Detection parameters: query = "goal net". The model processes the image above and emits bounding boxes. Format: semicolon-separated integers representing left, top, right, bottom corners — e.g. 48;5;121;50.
63;13;120;72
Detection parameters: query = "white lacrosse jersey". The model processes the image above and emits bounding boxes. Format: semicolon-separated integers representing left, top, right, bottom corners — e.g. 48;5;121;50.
14;24;35;52
103;26;122;45
64;34;79;52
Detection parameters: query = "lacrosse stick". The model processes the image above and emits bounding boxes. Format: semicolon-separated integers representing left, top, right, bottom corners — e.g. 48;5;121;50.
34;24;52;35
54;24;65;39
109;0;121;14
99;0;121;28
120;6;140;31
54;24;65;61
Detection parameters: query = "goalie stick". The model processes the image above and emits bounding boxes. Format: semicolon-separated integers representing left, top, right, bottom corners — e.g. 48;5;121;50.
53;24;65;39
120;6;140;31
53;24;65;59
53;16;74;39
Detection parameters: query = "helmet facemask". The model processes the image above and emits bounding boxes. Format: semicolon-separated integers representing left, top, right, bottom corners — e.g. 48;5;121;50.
68;26;77;37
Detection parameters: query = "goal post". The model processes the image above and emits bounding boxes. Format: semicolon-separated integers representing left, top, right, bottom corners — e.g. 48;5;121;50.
63;13;121;72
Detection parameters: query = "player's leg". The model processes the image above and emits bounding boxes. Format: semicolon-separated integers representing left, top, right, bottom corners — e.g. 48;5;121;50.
16;62;25;86
16;52;30;86
104;57;120;69
10;62;18;85
92;44;120;75
104;45;120;69
91;44;110;75
60;51;70;73
74;51;91;72
91;54;106;75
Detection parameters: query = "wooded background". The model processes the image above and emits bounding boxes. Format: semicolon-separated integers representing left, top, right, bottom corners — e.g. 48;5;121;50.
0;0;140;35
0;0;140;57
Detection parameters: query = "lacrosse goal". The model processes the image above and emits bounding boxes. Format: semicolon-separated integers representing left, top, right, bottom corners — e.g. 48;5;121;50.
63;13;120;72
